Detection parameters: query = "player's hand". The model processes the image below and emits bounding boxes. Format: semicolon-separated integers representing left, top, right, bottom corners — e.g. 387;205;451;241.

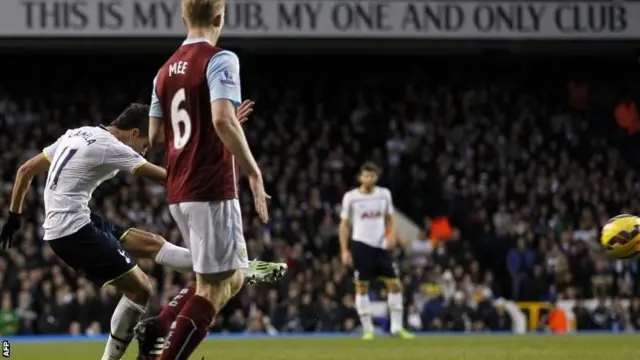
236;100;255;124
0;212;22;249
341;250;352;266
249;173;270;223
386;233;402;248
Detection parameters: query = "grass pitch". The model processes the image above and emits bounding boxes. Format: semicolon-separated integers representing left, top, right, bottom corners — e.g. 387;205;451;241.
8;334;638;360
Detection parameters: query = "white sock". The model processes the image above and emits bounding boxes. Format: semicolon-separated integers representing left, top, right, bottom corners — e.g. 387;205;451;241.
388;292;404;334
355;293;374;333
155;241;193;273
101;296;146;360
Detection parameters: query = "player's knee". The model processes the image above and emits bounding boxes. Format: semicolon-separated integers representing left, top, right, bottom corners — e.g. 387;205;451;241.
195;270;237;303
228;270;244;296
194;282;213;301
119;269;153;304
126;282;152;305
142;235;167;258
133;277;153;304
385;279;403;293
122;230;164;259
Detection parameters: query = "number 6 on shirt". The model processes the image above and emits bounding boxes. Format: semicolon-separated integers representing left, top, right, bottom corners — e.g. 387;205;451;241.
171;88;192;150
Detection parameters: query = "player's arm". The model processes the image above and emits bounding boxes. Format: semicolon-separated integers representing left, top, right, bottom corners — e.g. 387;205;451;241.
207;51;260;177
1;152;49;246
9;153;51;213
148;74;165;150
134;162;167;183
339;193;351;256
149;118;164;150
9;137;61;213
384;189;398;247
107;142;166;183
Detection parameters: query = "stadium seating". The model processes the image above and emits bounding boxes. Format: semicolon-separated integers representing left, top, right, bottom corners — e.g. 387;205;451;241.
1;54;639;335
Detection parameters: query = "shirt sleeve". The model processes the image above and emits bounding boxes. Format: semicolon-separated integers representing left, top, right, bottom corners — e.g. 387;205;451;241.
385;189;395;215
149;74;164;118
104;141;148;174
42;136;63;163
206;50;242;107
340;193;352;220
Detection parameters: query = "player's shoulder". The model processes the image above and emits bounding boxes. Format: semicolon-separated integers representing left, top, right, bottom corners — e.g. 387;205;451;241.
208;49;240;70
343;188;360;199
87;126;115;140
206;50;241;91
375;186;392;196
65;125;101;133
81;126;125;151
213;49;239;60
58;126;105;141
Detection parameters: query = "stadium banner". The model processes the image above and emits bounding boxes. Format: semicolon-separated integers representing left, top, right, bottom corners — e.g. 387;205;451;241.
516;302;550;331
0;0;639;39
517;299;631;331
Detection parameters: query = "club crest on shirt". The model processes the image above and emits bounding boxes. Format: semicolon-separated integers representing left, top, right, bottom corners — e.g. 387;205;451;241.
220;70;238;87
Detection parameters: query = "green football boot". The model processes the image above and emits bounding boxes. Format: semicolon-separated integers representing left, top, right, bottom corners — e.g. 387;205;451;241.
245;260;288;285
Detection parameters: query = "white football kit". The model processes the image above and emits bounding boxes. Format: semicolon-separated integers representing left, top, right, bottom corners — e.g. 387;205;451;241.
42;126;147;240
340;186;394;249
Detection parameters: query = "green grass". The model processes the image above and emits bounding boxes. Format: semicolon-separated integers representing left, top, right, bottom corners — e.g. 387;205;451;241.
8;334;639;360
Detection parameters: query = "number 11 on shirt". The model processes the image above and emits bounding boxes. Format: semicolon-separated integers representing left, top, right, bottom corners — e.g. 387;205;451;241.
47;146;78;190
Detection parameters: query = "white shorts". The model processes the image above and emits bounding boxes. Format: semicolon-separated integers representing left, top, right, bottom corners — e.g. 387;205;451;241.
169;200;248;274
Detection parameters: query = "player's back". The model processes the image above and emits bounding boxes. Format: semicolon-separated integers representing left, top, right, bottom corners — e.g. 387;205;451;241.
154;39;238;204
42;126;123;240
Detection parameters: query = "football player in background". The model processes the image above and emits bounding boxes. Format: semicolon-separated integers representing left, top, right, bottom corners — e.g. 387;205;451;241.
339;162;415;340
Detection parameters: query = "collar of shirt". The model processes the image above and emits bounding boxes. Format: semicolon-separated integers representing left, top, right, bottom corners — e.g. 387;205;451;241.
182;37;212;46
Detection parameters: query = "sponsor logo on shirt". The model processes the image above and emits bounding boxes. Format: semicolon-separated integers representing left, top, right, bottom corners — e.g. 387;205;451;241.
361;211;382;219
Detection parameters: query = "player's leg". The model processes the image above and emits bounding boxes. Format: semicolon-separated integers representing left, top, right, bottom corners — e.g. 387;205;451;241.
351;241;376;340
159;200;248;360
379;251;414;339
382;277;414;338
102;267;153;360
124;229;287;282
46;222;152;360
97;228;156;360
93;212;287;280
135;270;244;360
135;204;197;360
355;280;375;340
121;229;193;273
91;213;193;273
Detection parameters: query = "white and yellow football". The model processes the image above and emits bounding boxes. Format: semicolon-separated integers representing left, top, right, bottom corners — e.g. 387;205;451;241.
601;214;640;259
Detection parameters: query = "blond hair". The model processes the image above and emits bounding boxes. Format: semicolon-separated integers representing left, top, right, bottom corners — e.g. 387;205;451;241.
182;0;225;28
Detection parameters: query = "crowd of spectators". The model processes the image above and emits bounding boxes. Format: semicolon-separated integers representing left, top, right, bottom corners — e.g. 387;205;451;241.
1;53;640;335
571;298;640;331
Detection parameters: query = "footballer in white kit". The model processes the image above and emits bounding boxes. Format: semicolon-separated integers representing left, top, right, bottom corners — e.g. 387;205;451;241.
29;109;167;285
40;124;153;277
0;104;176;360
0;102;289;360
339;162;414;340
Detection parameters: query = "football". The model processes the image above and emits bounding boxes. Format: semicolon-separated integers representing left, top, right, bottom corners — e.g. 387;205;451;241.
600;214;640;259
